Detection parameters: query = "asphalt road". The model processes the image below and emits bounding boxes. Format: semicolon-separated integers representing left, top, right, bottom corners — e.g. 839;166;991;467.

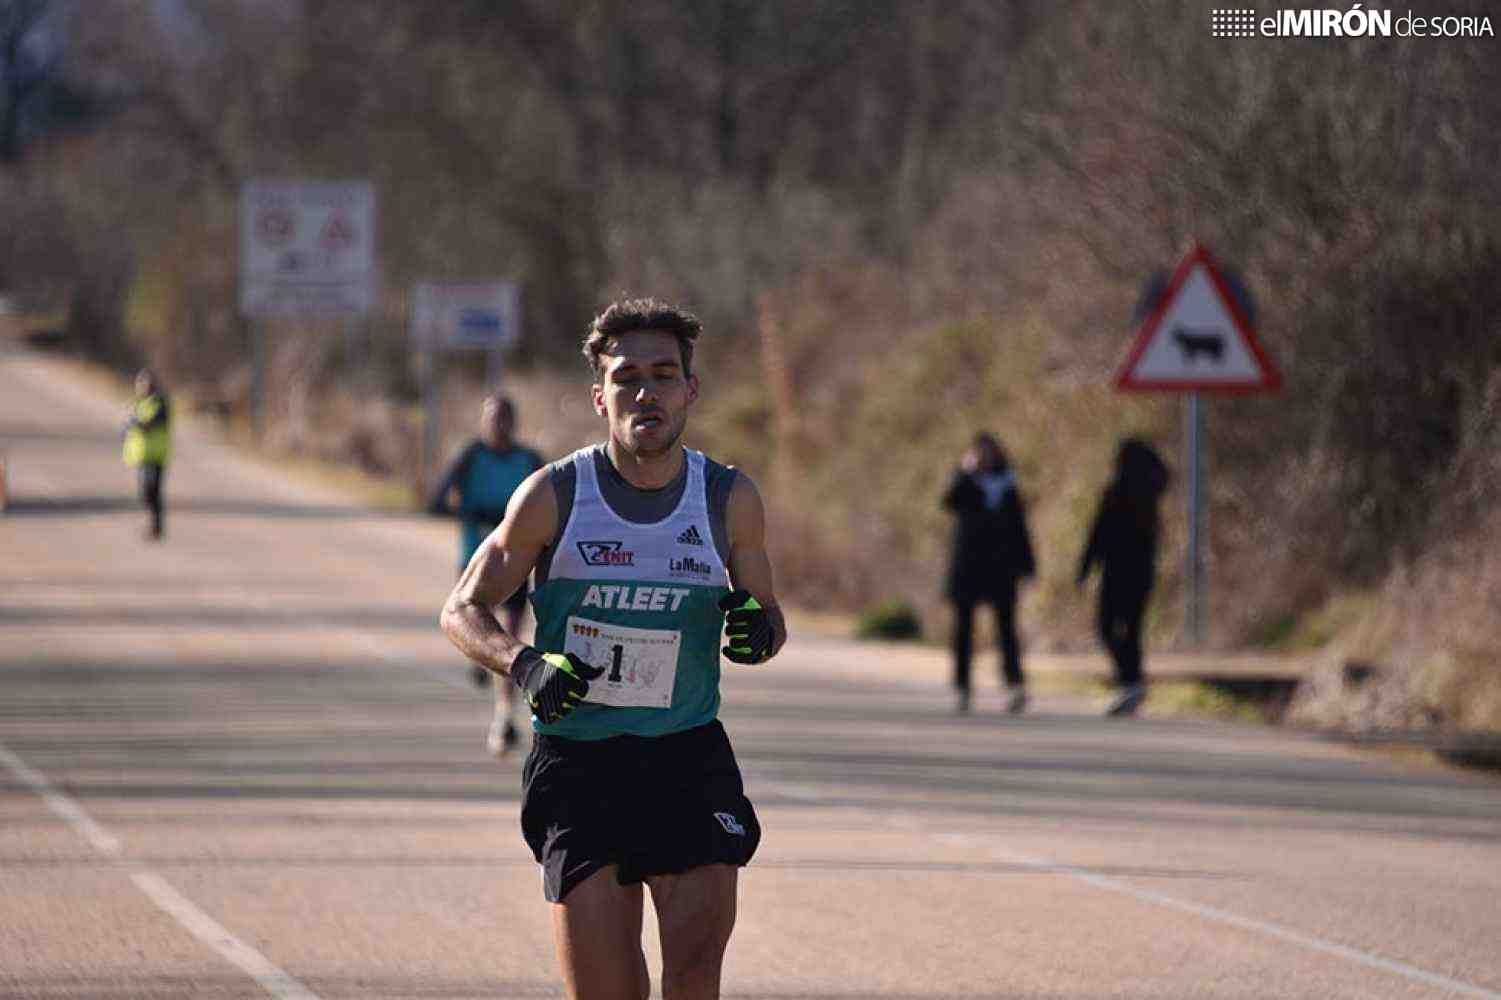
2;350;1499;999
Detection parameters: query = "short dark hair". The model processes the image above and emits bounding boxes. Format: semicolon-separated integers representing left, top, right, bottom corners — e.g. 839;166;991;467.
972;432;1010;472
582;298;701;377
484;392;515;419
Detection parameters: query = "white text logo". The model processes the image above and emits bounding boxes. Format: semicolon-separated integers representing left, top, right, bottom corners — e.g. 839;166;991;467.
1212;6;1493;37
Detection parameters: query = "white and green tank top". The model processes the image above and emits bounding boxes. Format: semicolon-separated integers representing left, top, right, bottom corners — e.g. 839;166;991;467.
530;447;732;739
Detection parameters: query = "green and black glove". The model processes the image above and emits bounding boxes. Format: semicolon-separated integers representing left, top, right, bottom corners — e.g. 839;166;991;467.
509;649;604;723
719;590;774;664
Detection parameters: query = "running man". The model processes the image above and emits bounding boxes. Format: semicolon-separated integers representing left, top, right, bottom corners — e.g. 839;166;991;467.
428;393;544;755
440;298;785;998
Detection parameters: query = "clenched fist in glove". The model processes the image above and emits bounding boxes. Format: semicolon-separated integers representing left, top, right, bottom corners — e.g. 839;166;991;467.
719;590;774;664
510;649;605;723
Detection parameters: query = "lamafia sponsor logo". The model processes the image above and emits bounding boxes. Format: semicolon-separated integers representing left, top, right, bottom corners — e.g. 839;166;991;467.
669;556;714;580
1212;5;1493;37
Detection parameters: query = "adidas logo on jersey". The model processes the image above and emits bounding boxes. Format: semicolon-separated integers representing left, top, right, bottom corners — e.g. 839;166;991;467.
676;525;705;546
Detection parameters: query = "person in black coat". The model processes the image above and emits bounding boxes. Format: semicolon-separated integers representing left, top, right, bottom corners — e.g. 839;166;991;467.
1077;438;1170;716
942;433;1037;714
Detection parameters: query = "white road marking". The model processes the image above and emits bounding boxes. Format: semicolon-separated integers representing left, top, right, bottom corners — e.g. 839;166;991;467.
0;740;322;1000
130;872;321;1000
938;832;1501;999
0;744;122;855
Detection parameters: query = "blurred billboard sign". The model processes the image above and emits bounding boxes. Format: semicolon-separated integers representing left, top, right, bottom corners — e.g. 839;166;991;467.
240;180;376;316
1114;244;1281;393
410;281;521;350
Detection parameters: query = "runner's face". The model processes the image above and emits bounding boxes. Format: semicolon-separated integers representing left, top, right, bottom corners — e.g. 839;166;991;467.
592;331;697;457
975;438;1000;471
481;400;513;448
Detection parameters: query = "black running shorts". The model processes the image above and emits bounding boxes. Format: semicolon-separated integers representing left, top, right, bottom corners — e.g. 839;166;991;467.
519;719;761;903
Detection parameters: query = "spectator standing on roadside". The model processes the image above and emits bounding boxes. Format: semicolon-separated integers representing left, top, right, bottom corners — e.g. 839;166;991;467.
122;369;172;541
1077;437;1170;717
942;432;1037;715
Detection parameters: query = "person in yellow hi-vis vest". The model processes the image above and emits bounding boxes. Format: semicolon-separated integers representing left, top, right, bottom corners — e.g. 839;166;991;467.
122;369;172;540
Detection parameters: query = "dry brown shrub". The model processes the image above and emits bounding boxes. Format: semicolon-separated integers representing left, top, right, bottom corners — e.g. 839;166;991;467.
1291;508;1501;735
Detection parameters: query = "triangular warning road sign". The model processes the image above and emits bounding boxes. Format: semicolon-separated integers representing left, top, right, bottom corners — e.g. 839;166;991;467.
1114;244;1281;393
319;210;358;251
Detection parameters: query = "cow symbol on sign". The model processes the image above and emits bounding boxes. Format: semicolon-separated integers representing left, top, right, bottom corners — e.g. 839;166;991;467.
1171;325;1225;364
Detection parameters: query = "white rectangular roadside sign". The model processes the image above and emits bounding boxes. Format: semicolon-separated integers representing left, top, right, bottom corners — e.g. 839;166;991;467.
239;180;376;316
410;281;521;350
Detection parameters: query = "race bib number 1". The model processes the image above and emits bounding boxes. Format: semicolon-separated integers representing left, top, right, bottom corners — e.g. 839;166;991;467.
563;616;681;709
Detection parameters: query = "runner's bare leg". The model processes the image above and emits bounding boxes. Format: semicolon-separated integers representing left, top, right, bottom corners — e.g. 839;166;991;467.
648;864;737;1000
552;866;650;1000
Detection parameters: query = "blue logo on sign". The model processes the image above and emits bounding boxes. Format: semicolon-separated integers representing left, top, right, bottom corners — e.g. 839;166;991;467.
459;309;502;336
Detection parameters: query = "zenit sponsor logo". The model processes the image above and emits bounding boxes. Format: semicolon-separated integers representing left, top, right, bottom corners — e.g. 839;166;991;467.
580;584;691;612
577;540;636;566
669;556;714;579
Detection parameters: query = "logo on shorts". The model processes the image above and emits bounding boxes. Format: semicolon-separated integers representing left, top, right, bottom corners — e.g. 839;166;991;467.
714;811;746;836
677;524;706;546
577;540;635;566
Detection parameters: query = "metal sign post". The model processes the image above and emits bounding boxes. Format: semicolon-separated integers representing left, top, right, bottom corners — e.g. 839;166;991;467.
250;317;265;439
419;343;439;500
486;343;505;391
1185;392;1205;644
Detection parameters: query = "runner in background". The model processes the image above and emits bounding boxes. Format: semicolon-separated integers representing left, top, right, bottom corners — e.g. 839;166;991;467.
428;393;544;755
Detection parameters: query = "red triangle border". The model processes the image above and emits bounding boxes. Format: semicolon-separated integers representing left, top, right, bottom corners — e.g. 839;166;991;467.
1113;243;1283;394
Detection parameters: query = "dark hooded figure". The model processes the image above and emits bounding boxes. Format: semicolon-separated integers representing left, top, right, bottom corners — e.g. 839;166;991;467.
1077;438;1170;716
942;432;1037;715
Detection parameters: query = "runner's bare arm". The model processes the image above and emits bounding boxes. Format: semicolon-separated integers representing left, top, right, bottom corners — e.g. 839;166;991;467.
725;472;787;659
439;466;558;679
